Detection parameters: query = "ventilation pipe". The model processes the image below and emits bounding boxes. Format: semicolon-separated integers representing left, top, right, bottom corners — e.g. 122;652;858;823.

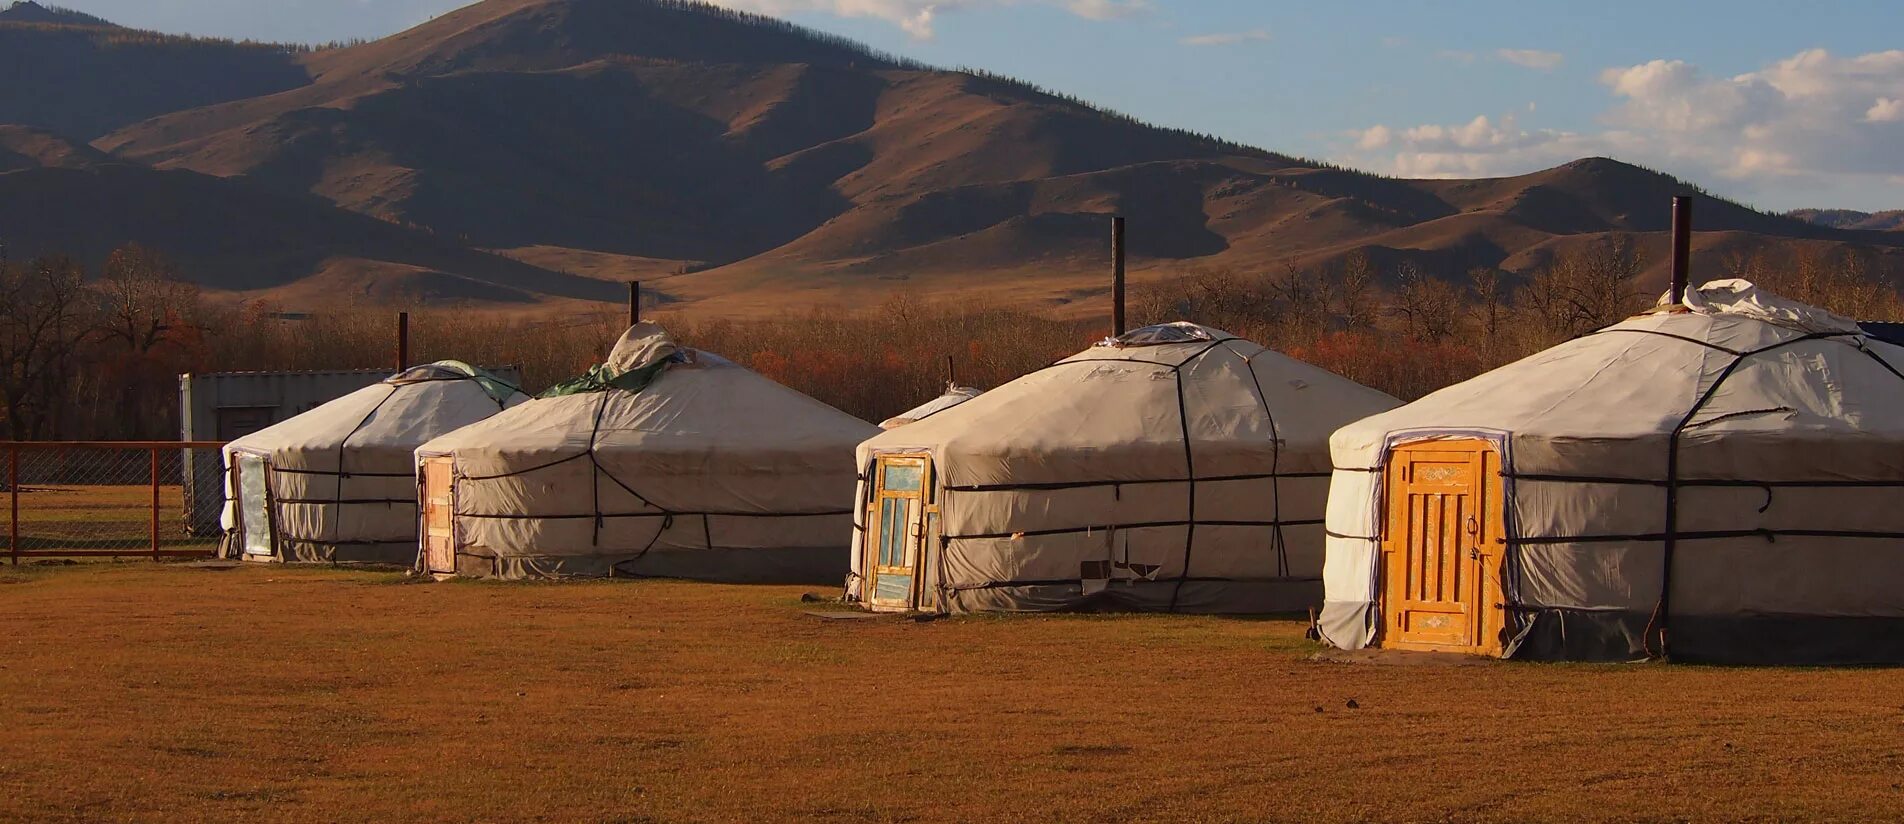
1111;216;1127;336
396;311;410;370
1670;196;1693;305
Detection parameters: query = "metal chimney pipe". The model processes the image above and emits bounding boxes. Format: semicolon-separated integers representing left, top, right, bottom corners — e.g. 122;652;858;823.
396;311;410;370
1111;216;1127;336
628;281;641;326
1670;196;1693;305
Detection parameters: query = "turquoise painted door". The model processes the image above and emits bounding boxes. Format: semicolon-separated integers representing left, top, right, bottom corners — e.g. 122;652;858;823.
867;455;929;610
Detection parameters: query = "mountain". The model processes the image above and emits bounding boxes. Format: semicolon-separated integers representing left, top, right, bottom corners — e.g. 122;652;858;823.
1;0;1900;312
0;1;311;140
1789;208;1904;232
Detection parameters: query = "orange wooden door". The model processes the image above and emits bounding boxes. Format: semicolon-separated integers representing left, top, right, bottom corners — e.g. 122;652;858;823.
1378;439;1505;655
421;457;456;575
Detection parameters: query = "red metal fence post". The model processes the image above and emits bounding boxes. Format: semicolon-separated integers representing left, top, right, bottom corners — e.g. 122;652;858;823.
8;442;18;566
150;447;161;561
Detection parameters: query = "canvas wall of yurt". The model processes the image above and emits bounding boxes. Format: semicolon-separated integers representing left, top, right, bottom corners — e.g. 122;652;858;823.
221;362;527;565
1321;280;1904;665
848;322;1402;614
415;323;879;582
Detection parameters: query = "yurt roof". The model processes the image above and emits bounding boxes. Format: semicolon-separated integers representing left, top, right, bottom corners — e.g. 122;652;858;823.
418;323;878;460
861;322;1401;487
1333;280;1904;464
225;361;527;463
879;384;982;429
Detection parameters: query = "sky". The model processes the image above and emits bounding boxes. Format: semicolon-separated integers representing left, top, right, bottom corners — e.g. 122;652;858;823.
49;0;1904;211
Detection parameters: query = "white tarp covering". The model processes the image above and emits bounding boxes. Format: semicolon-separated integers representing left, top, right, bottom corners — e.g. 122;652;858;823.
415;323;879;581
220;361;526;565
850;322;1401;613
1322;280;1904;663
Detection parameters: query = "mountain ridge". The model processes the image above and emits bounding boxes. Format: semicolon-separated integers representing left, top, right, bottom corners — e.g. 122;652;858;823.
0;0;1898;313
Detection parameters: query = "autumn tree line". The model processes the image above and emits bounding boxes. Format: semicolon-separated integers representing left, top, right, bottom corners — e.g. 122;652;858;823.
3;240;1901;441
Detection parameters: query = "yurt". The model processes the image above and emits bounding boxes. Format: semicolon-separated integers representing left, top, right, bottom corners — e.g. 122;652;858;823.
1321;280;1904;664
879;384;981;429
848;322;1401;614
222;361;527;565
415;323;879;581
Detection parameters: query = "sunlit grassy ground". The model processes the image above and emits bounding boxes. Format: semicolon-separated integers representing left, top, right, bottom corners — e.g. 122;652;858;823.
1;563;1900;822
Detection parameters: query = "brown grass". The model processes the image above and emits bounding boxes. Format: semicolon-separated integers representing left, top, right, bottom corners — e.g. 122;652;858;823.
8;484;213;553
2;563;1900;822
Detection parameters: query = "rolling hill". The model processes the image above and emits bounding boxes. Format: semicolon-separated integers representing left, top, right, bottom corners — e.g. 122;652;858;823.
1;0;1899;313
1789;208;1904;232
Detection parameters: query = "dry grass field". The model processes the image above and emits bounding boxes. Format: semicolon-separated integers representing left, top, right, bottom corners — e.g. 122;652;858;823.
8;484;215;554
1;563;1901;823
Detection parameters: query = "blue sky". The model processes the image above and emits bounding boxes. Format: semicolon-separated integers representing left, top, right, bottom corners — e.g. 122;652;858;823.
51;0;1904;211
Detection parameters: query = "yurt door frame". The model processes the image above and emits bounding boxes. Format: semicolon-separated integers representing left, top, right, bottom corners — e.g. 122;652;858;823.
419;457;457;575
231;451;275;559
1377;439;1506;655
866;454;932;611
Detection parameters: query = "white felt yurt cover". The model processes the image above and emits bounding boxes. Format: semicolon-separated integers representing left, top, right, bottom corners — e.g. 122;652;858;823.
1322;280;1904;664
415;323;879;581
221;361;526;565
879;384;981;429
850;322;1402;614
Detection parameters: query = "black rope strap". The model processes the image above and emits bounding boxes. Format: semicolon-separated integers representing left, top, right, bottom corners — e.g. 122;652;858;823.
1651;328;1882;657
943;471;1328;493
1511;529;1904;545
946;518;1322;541
1164;339;1237;612
450;509;850;521
948;574;1321;592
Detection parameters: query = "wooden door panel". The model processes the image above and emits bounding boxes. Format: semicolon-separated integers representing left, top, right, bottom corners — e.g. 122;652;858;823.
1379;440;1504;655
421;458;455;574
866;455;930;611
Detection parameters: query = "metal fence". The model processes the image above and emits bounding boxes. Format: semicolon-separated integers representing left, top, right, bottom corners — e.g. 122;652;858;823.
4;441;227;563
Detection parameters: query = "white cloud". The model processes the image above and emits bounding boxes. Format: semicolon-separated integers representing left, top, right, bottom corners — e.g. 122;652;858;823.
1496;48;1562;70
1064;0;1149;20
1335;48;1904;208
1179;28;1269;47
710;0;1145;39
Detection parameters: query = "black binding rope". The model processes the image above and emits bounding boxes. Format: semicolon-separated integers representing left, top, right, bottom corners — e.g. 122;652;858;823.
323;384;402;555
1651;329;1869;657
942;471;1326;493
1164;338;1235;612
1239;349;1291;579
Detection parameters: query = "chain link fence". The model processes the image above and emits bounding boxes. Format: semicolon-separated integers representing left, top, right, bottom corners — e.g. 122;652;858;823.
4;442;227;562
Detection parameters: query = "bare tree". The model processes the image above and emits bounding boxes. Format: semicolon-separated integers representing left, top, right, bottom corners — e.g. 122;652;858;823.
94;244;200;357
1392;261;1460;340
1514;237;1649;345
0;256;87;439
1331;251;1379;331
1466;266;1507;350
1269;260;1326;339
